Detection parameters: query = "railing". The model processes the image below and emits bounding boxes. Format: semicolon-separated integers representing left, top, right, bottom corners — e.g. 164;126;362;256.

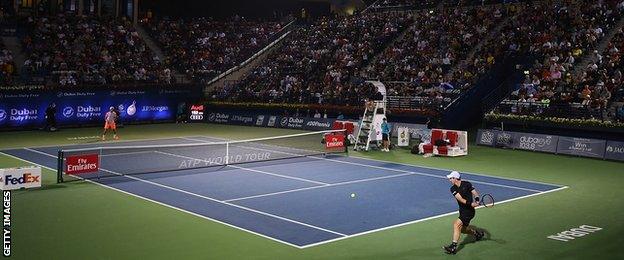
386;95;449;111
492;100;604;120
0;82;196;91
204;19;296;87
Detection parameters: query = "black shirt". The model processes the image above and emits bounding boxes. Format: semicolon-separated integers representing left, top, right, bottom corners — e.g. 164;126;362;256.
450;181;475;212
45;106;56;122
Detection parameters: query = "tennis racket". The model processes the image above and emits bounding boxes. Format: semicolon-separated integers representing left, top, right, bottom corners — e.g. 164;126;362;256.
480;193;495;208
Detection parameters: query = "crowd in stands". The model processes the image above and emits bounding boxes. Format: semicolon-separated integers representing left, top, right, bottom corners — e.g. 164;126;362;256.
207;0;624;121
367;5;505;97
499;0;624;120
20;14;171;86
369;0;438;10
2;1;624;122
210;12;411;105
145;16;283;83
369;0;522;10
0;41;16;85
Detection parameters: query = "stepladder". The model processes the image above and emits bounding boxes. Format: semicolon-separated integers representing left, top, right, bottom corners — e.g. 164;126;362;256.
354;100;386;151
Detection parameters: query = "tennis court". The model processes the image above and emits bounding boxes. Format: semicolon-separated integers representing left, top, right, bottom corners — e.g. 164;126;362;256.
1;132;565;248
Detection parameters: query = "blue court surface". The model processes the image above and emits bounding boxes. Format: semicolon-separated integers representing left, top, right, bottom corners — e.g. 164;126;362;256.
1;136;566;248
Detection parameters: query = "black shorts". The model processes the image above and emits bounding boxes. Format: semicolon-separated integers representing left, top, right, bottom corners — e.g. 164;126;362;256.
382;133;389;141
458;209;475;227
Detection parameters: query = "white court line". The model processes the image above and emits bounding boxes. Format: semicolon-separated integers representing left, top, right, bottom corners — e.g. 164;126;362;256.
21;148;345;236
346;155;566;188
181;136;225;142
314;157;545;193
19;134;564;188
3;136;195;151
182;136;321;155
180;137;545;193
0;151;308;249
100;151;158;157
15;137;569;249
228;165;330;186
10;149;348;243
300;185;569;249
224;171;416;202
26;147;158;159
24;147;60;158
153;150;330;186
183;135;566;188
96;168;347;238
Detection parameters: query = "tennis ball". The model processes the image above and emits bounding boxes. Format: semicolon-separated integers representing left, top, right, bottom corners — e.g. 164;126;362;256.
350;193;356;198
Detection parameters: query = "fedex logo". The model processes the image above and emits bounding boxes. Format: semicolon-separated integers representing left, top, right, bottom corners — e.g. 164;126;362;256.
4;173;40;185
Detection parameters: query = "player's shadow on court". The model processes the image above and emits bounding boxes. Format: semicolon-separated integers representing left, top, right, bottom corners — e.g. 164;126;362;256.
457;227;506;252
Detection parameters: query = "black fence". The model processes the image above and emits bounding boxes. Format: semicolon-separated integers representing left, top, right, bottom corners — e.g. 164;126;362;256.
491;100;606;120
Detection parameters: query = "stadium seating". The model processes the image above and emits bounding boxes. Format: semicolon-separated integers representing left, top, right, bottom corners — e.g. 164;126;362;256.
210;12;411;105
0;42;16;85
491;1;624;121
21;14;170;85
2;0;622;125
366;6;504;87
145;17;283;83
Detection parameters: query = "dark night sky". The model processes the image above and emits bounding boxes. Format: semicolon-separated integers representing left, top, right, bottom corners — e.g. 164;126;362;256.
141;0;332;20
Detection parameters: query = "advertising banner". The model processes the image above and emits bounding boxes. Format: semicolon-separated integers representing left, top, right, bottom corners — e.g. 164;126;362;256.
556;137;606;159
189;104;205;121
65;154;100;175
605;141;624;161
0;86;199;129
206;111;336;131
397;127;410;146
276;116;335;131
476;129;497;146
0;167;42;190
391;123;429;141
510;132;558;153
494;130;515;148
324;134;345;149
476;128;623;161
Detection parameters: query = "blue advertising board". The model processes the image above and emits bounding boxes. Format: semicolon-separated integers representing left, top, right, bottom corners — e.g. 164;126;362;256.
476;129;515;148
556;137;606;159
477;129;623;161
0;86;200;129
205;111;335;131
605;140;624;162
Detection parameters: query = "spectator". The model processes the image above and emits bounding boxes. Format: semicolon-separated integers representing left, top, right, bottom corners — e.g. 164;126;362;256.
313;110;321;118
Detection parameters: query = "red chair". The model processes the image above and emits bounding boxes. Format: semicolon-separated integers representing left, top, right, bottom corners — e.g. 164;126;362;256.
431;129;444;142
422;129;443;154
332;121;344;130
422;143;434;154
446;131;458;146
344;122;355;135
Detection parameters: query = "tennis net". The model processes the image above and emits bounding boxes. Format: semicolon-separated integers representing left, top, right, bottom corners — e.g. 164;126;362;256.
56;129;348;183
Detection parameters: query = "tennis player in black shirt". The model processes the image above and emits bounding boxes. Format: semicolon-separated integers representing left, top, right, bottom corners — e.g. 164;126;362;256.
443;171;484;254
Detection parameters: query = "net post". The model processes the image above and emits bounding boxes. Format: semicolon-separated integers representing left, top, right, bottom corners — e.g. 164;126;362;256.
98;148;103;179
342;129;349;156
57;150;63;183
225;142;229;165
